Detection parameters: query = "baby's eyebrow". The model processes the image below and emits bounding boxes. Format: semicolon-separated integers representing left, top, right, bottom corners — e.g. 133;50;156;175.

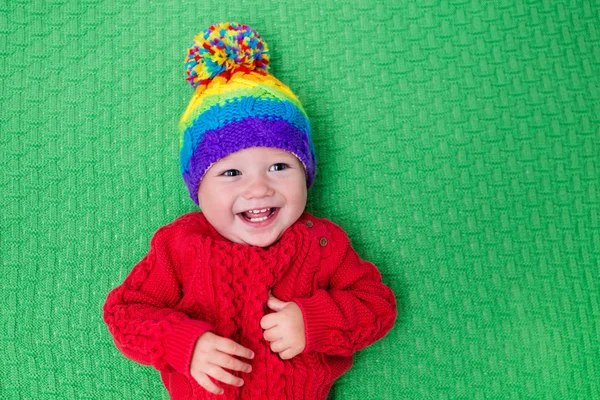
274;155;296;161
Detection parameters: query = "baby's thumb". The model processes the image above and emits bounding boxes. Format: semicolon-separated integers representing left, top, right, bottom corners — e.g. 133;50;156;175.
267;295;287;312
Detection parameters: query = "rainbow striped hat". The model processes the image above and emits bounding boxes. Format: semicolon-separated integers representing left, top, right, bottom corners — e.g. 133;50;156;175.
179;22;316;205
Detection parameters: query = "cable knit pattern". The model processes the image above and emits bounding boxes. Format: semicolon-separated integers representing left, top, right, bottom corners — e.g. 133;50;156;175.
103;212;397;399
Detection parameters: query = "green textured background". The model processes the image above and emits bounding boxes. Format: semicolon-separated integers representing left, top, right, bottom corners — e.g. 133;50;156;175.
1;0;599;398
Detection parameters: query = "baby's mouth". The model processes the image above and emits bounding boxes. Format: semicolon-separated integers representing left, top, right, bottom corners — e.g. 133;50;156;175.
239;207;277;222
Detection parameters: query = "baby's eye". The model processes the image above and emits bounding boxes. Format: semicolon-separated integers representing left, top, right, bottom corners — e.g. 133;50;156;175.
222;169;241;177
269;163;288;172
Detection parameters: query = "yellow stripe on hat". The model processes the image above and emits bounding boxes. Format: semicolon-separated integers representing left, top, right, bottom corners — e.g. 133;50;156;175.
179;71;302;127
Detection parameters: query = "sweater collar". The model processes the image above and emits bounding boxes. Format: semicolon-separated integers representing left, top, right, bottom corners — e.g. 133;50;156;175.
200;211;313;252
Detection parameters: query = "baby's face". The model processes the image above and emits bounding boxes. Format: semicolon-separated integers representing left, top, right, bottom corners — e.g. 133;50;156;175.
198;147;307;247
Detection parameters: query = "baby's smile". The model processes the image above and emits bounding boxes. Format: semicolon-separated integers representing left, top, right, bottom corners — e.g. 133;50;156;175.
239;207;279;224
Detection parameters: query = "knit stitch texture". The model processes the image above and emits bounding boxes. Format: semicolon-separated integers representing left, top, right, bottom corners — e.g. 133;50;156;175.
103;212;397;399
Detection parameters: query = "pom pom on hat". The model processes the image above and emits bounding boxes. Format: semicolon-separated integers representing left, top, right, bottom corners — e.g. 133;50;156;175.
185;22;270;88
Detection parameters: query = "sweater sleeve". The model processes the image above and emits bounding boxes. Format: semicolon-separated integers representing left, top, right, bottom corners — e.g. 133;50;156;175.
103;222;213;376
293;224;397;357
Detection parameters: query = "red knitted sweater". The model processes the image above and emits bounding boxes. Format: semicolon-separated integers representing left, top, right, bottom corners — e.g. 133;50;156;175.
103;212;397;399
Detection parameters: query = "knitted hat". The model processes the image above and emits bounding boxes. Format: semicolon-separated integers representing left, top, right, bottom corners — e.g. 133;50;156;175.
178;22;316;205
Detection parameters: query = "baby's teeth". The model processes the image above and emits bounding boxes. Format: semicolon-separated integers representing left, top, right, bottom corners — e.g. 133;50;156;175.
249;208;269;214
249;216;268;222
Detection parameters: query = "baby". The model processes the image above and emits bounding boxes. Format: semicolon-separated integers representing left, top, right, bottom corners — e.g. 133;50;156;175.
103;22;397;399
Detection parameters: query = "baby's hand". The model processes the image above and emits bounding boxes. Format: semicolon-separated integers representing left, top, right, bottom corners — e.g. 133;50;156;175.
260;293;306;360
190;332;254;395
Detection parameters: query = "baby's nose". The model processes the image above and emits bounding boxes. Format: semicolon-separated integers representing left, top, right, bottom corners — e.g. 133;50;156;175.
243;177;275;199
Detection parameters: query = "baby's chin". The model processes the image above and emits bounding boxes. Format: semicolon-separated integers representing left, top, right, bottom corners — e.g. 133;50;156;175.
238;231;285;248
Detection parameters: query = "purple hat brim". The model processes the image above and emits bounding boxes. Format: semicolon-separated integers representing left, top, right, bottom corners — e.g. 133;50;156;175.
183;117;316;205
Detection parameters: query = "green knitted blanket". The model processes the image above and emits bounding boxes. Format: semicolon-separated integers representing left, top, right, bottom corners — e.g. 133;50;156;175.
1;0;599;398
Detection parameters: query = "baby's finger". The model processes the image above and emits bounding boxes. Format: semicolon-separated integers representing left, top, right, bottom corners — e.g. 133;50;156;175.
263;327;281;343
260;313;277;330
206;364;245;387
193;371;225;395
267;295;287;312
269;339;289;354
215;337;255;359
278;348;298;360
213;352;253;373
